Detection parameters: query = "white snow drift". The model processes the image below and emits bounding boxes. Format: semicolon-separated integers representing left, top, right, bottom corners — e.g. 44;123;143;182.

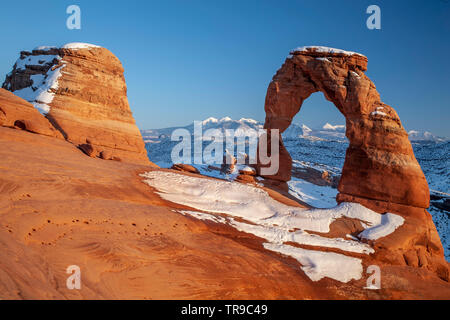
10;43;101;115
141;171;405;283
12;54;64;115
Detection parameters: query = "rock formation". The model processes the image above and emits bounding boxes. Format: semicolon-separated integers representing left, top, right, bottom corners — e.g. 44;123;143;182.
2;43;150;165
257;46;429;209
171;163;200;174
254;47;450;281
0;88;61;138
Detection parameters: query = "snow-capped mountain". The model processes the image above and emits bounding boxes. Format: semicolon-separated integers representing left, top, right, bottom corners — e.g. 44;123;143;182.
142;118;348;143
282;123;346;141
141;117;263;143
408;130;448;143
142;117;447;144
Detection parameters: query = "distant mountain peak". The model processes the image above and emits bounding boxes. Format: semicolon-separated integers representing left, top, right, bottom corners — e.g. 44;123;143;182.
408;130;447;142
323;123;345;131
142;117;447;143
202;117;219;125
219;116;233;122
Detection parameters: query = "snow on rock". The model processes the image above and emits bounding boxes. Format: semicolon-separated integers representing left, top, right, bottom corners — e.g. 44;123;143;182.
141;171;406;283
370;110;387;117
14;54;58;70
359;213;404;240
7;43;100;115
291;46;366;57
33;46;58;51
61;42;101;50
263;243;363;283
12;55;65;115
287;178;338;208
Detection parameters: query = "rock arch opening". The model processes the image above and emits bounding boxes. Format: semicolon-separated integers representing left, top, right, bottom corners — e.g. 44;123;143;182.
282;92;347;208
289;91;346;133
256;46;430;209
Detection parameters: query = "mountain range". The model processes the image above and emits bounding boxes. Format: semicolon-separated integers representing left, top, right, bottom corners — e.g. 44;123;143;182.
141;117;447;143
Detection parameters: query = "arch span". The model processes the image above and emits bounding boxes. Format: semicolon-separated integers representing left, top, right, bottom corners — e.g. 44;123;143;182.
257;46;429;209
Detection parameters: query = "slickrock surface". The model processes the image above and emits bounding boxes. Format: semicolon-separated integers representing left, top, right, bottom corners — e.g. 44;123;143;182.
0;126;325;299
257;46;429;209
1;126;449;299
2;43;150;165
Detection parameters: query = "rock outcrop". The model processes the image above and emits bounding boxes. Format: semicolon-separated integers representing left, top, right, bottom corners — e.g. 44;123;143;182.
2;43;150;165
171;163;200;174
0;88;61;138
257;46;429;209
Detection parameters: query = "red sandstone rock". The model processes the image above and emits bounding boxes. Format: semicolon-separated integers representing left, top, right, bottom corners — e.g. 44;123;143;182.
2;44;151;165
0;88;61;138
171;163;200;174
235;174;257;184
257;46;429;209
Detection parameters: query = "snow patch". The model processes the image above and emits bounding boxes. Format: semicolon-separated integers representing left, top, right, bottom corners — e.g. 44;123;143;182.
288;178;338;208
371;111;387;117
350;71;361;78
292;46;365;57
263;243;363;283
33;46;58;51
141;171;405;282
359;213;405;240
15;54;58;70
62;42;101;50
12;56;65;115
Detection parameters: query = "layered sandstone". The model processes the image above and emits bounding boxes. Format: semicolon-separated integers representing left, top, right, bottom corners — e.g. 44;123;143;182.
2;43;150;165
257;46;429;209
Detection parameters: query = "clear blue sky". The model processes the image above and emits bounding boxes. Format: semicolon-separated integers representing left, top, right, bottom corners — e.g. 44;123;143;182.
0;0;449;136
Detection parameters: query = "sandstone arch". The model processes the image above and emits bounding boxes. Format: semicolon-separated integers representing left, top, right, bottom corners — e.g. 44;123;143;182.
258;46;429;209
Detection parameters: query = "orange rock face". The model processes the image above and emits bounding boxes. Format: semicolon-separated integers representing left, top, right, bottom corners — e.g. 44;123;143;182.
2;44;150;165
257;46;429;209
0;88;61;138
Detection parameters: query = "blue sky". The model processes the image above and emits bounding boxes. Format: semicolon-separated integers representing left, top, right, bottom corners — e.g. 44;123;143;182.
0;0;449;136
